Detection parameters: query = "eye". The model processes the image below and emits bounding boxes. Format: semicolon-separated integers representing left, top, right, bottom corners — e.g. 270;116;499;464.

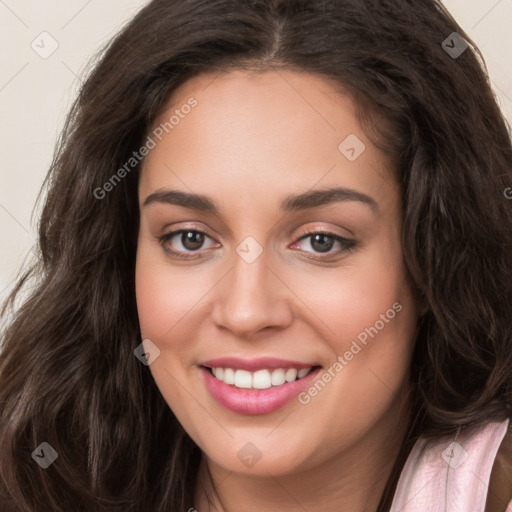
159;229;218;259
158;228;356;260
291;230;356;258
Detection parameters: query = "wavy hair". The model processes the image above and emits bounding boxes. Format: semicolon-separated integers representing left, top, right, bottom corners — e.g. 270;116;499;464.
1;0;511;510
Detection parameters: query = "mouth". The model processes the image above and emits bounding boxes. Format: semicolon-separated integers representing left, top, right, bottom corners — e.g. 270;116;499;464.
199;357;323;415
202;365;321;389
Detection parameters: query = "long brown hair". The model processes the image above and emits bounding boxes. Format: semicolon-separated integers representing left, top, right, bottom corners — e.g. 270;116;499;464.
1;0;511;510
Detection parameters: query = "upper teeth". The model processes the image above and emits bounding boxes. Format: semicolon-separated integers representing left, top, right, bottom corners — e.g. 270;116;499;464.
211;367;312;389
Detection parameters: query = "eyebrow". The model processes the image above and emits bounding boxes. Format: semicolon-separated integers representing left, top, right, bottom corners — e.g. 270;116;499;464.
143;187;378;213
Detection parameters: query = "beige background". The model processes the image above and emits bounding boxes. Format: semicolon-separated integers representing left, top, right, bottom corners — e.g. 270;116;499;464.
0;0;511;306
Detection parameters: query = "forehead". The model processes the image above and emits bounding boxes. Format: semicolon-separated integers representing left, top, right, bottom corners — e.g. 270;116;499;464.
139;69;398;214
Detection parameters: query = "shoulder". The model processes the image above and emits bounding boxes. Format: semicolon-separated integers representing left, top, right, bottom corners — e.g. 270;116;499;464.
485;418;512;512
392;418;512;511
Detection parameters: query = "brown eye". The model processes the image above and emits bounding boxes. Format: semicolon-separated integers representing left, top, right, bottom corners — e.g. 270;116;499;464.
179;231;206;251
292;231;356;258
309;233;336;253
159;229;217;258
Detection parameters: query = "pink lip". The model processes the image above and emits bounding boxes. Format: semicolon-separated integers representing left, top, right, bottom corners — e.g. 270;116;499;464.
200;365;322;415
200;356;316;372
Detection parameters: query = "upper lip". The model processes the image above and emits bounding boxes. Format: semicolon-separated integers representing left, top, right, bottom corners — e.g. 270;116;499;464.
200;357;320;372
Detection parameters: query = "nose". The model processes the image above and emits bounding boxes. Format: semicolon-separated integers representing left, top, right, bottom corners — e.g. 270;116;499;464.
210;248;293;339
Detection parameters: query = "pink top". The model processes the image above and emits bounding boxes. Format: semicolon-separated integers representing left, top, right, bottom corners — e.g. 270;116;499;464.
391;417;512;511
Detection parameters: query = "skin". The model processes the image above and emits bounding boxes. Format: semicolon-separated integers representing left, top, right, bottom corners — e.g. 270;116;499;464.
135;69;423;511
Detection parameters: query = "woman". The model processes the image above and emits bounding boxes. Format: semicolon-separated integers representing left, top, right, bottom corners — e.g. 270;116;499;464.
1;0;511;510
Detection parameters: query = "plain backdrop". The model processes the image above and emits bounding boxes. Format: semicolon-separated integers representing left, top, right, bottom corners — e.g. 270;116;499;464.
0;0;511;308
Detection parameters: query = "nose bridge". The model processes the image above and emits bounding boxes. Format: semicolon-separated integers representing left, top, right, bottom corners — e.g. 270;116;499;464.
211;241;291;337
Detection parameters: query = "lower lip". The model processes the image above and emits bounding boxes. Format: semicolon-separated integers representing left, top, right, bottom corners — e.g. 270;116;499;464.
200;366;322;415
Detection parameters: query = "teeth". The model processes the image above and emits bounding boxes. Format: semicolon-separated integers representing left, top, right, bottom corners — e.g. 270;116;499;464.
297;368;310;378
210;366;313;388
213;367;224;380
271;369;286;386
285;368;297;382
253;369;272;389
234;369;252;388
223;368;235;385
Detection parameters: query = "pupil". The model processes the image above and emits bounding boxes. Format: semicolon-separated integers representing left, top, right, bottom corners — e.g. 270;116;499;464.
311;234;333;253
183;231;204;250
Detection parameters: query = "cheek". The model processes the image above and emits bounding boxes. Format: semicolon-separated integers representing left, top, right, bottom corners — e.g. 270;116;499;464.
134;245;207;429
295;262;416;453
135;243;212;342
290;236;417;415
294;240;410;349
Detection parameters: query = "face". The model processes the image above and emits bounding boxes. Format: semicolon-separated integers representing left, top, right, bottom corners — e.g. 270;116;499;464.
135;69;421;477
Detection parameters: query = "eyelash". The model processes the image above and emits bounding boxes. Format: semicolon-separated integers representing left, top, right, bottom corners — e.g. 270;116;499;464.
158;228;356;260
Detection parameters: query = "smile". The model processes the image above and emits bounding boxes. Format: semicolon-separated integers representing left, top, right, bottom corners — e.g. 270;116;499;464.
199;357;322;415
208;367;314;389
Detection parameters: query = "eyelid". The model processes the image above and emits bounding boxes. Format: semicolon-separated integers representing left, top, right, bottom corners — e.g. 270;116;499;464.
158;226;218;258
289;228;356;258
293;224;352;243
